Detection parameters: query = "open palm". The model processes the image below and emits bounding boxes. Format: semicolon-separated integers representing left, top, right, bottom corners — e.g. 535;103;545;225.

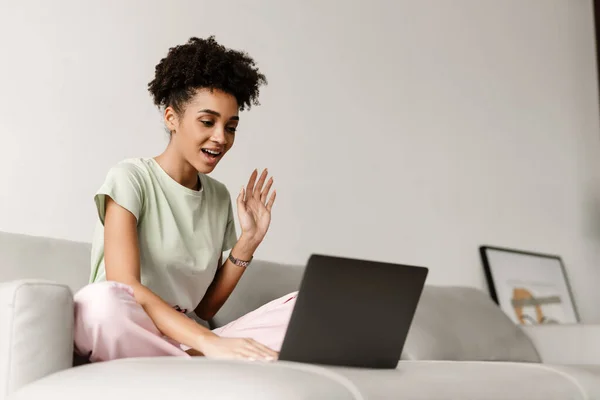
237;169;276;241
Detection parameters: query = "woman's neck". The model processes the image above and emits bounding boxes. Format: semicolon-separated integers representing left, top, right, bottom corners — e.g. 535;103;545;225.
153;149;201;191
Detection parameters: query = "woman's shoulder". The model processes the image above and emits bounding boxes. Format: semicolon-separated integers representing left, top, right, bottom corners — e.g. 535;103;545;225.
103;158;152;180
94;158;153;223
98;158;155;195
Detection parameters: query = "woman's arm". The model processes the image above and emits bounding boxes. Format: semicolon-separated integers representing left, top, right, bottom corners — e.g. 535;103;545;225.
195;169;276;320
103;196;277;360
194;236;259;320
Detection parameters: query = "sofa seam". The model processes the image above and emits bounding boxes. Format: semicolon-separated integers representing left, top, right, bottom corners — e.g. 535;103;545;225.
5;281;72;396
530;363;589;400
271;362;365;400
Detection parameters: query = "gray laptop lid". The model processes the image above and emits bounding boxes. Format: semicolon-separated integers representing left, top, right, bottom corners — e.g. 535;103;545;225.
279;254;428;369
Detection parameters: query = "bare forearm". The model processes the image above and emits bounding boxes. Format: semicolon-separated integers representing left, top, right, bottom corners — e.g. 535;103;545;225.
128;281;216;351
195;235;259;319
102;198;217;354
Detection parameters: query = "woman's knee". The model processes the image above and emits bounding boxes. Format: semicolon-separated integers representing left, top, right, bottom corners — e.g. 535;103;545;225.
74;281;135;329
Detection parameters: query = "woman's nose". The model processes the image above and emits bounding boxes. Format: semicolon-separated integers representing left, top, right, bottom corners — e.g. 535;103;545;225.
211;127;226;144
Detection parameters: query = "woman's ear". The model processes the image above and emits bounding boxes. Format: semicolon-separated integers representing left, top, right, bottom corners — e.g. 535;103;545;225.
164;107;178;133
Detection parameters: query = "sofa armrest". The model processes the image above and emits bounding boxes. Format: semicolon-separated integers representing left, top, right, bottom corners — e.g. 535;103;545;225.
521;324;600;365
0;280;74;399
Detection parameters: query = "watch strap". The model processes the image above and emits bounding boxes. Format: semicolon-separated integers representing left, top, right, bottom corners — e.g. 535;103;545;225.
228;252;252;268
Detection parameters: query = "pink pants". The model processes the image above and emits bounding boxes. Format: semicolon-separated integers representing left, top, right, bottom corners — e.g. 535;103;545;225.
74;281;297;362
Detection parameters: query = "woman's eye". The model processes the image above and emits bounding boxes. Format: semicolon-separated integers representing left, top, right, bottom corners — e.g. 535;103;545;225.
201;120;214;127
226;126;237;133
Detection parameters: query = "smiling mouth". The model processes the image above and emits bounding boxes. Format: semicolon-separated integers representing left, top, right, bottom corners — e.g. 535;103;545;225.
201;148;222;158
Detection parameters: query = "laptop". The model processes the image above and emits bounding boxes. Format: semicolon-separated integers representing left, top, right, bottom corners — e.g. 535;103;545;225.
278;254;428;369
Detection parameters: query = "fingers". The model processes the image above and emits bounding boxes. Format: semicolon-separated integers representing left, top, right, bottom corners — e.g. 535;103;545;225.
260;177;274;204
238;339;278;361
205;337;278;362
244;342;278;361
245;169;258;197
238;348;272;361
266;190;277;212
246;168;274;206
237;187;246;213
253;169;269;200
251;340;279;360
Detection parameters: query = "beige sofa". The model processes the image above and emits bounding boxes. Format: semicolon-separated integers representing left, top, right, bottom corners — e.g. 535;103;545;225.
2;230;600;399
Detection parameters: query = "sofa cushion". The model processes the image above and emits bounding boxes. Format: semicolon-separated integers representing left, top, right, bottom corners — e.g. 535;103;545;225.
332;361;597;400
10;358;598;400
402;286;541;363
0;280;74;399
0;231;90;293
8;358;362;400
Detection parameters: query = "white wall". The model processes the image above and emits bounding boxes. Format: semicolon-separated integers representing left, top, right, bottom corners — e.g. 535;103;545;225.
2;0;600;320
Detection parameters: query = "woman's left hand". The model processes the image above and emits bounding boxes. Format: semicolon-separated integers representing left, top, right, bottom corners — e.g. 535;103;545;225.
237;169;276;244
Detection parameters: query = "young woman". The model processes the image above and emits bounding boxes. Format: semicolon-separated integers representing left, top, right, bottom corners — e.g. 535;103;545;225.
74;36;297;363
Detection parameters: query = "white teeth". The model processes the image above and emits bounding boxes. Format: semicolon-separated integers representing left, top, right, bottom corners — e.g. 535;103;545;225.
203;149;221;155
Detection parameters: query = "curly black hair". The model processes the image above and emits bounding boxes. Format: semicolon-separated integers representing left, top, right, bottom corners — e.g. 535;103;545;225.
148;36;267;114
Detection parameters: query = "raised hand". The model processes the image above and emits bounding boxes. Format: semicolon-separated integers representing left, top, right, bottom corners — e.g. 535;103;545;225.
237;169;276;243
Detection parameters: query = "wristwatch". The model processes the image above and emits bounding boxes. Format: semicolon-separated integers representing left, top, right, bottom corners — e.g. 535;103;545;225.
228;252;253;268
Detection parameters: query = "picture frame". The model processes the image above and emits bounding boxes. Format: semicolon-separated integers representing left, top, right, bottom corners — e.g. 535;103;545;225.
480;245;580;325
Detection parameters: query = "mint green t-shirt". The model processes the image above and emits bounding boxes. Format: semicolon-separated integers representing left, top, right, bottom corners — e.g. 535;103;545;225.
89;157;238;313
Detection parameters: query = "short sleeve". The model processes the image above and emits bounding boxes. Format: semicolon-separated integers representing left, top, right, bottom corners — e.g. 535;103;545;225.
94;163;145;225
222;195;238;252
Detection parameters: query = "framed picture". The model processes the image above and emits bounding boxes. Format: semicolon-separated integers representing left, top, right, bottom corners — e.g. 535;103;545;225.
480;246;579;325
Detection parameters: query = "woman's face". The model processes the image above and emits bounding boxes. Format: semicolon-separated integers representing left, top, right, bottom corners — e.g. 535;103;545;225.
165;88;239;174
